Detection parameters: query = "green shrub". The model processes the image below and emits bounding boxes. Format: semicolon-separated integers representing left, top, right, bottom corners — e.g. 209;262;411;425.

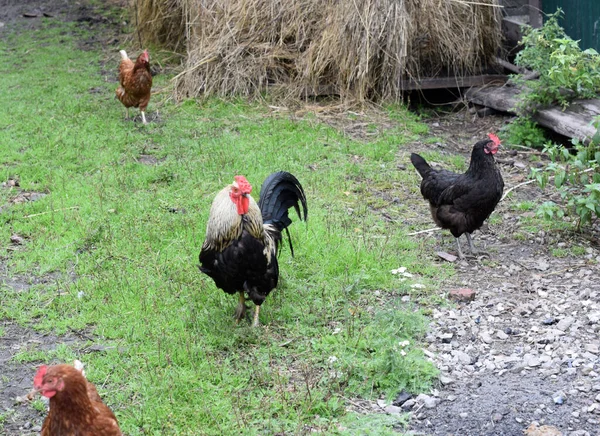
504;9;600;228
514;9;600;113
500;118;547;147
530;118;600;229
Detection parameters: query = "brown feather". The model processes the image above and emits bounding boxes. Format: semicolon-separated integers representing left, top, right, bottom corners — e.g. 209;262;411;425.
115;51;152;111
37;364;122;436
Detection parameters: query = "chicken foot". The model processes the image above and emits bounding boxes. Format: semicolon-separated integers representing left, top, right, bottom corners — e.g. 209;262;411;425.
465;233;478;255
123;108;148;124
233;292;261;326
454;234;490;259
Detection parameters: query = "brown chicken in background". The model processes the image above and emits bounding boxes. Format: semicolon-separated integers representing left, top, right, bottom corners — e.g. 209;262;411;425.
33;363;122;436
116;49;152;124
199;172;308;326
410;133;504;259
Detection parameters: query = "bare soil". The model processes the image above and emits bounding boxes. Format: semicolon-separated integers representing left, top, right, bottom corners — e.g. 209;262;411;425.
401;114;600;436
0;322;83;434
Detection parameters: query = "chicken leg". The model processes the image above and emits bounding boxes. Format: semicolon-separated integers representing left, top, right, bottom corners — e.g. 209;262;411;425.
252;305;260;327
466;233;489;257
455;237;465;260
466;233;477;254
141;111;147;124
234;291;247;323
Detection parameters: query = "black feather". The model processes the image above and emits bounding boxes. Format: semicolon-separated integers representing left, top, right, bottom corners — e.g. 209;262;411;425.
258;171;308;256
410;153;432;179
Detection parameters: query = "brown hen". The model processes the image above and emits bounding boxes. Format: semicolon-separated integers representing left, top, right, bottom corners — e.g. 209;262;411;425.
116;49;152;124
33;363;122;436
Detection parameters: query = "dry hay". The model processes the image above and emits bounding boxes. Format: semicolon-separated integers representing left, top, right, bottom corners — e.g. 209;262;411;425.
133;0;502;102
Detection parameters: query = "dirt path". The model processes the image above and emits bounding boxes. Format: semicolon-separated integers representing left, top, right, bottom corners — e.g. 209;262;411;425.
400;115;600;436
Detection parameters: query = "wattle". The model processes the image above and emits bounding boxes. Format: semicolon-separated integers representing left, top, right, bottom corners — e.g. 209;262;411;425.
236;196;249;215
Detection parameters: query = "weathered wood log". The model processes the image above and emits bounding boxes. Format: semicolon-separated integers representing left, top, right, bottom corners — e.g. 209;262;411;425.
466;85;599;143
466;84;519;112
534;101;600;142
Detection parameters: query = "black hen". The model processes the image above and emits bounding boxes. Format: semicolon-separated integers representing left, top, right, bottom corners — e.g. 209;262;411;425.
410;134;504;258
199;171;308;326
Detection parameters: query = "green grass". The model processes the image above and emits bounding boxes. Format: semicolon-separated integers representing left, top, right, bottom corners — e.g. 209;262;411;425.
0;12;450;435
550;248;569;258
512;201;536;212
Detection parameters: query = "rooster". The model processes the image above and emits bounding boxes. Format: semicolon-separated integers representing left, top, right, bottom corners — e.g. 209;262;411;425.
410;133;504;259
115;49;152;124
199;171;308;326
33;363;122;436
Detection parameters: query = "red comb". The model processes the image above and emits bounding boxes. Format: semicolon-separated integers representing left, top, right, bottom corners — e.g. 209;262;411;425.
234;175;252;194
488;133;501;146
33;365;47;388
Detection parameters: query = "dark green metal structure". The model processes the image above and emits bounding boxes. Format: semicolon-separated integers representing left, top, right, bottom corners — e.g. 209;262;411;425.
542;0;600;51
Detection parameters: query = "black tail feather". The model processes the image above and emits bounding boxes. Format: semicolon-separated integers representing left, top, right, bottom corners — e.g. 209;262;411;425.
410;153;432;178
284;226;294;257
258;171;308;255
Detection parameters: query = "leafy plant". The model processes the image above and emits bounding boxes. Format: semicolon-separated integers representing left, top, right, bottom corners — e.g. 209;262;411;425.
508;9;600;228
514;9;600;113
500;118;547;147
535;201;564;220
530;117;600;229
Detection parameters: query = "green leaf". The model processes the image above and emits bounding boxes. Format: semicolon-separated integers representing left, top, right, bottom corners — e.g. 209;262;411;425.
554;170;566;188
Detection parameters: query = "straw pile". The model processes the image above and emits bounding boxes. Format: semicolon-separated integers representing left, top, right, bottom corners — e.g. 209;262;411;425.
134;0;502;102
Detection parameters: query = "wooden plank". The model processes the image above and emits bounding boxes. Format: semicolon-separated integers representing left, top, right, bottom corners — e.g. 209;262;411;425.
300;75;508;96
399;75;507;91
466;85;599;142
495;57;527;74
466;85;520;112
